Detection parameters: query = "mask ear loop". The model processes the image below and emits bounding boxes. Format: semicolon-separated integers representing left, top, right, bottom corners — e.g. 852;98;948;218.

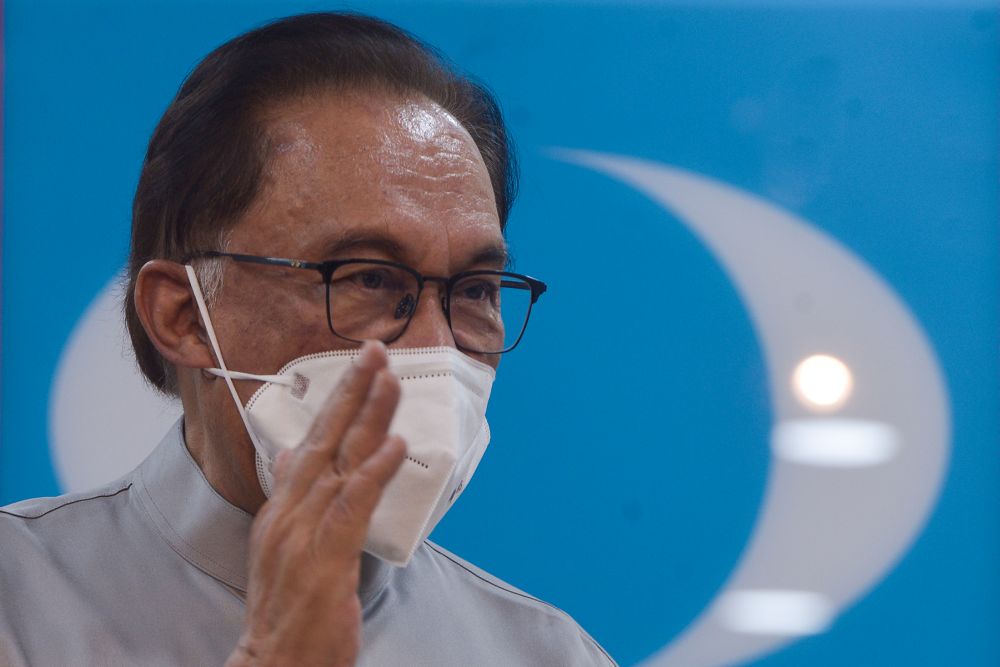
184;264;269;459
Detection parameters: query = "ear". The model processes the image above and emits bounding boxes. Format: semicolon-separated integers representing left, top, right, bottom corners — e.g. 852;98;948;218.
133;260;217;371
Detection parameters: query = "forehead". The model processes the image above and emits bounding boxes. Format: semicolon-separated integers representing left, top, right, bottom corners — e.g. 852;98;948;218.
237;89;504;267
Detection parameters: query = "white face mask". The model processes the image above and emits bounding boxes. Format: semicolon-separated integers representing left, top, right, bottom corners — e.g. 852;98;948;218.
184;265;495;566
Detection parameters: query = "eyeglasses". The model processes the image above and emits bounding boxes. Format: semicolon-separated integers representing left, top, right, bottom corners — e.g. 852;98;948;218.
185;251;547;354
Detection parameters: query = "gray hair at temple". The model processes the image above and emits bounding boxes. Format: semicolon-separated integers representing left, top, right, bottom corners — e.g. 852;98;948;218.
125;11;518;395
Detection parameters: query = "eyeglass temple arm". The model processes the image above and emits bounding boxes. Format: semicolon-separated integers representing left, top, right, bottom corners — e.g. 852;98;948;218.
504;277;547;302
188;251;326;272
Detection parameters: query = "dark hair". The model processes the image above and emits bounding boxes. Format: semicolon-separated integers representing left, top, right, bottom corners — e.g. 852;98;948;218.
126;12;518;395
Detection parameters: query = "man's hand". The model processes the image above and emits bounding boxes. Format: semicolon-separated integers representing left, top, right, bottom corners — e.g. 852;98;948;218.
226;341;406;667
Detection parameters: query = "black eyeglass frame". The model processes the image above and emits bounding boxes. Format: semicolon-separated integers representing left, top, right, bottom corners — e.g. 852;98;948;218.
184;250;548;354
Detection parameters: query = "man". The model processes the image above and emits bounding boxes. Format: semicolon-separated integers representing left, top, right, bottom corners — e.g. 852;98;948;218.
0;12;614;666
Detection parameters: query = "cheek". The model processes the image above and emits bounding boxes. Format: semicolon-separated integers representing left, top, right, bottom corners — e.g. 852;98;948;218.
221;280;340;371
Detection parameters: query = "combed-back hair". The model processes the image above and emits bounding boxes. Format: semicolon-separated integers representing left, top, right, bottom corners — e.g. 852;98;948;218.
126;11;517;394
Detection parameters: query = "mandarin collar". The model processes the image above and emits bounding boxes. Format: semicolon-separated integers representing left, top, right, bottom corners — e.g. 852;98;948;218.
134;418;392;606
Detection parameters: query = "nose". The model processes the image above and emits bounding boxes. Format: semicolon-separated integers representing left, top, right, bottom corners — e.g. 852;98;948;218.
393;281;456;349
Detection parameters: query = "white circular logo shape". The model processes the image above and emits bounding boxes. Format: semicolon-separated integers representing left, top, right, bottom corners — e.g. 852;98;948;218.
49;274;182;492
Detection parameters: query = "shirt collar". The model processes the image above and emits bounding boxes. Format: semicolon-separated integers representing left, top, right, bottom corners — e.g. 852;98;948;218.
134;418;392;605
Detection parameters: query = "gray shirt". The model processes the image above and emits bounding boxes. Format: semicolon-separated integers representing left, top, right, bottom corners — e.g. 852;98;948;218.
0;421;614;666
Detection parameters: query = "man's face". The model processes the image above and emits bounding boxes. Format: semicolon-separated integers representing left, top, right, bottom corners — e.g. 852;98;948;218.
204;88;505;404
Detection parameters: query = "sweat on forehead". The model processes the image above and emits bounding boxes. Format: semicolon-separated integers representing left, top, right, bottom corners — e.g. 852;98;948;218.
252;91;495;217
231;88;502;270
261;90;476;164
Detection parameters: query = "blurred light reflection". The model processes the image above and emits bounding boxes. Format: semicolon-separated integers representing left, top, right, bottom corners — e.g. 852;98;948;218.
773;419;900;467
716;589;834;636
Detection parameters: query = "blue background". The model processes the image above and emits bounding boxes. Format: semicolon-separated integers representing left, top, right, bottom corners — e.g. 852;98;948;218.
3;1;998;665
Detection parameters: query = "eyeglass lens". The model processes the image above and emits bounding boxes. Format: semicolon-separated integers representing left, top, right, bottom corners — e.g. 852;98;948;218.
327;262;533;353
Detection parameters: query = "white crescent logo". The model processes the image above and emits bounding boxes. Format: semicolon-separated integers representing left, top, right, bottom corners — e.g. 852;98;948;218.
553;150;950;667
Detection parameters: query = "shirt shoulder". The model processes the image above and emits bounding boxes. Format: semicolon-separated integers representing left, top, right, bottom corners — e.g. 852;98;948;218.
0;477;136;555
0;477;139;585
0;478;147;664
0;464;243;667
0;477;133;522
413;541;618;666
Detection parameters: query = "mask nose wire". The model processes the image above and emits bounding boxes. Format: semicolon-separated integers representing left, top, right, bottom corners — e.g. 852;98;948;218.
184;264;271;459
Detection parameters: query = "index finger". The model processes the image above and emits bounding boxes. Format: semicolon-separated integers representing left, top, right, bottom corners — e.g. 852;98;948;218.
275;341;388;501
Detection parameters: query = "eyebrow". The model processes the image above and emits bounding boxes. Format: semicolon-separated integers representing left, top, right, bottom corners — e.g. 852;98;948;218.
321;230;509;271
467;244;509;270
322;231;407;262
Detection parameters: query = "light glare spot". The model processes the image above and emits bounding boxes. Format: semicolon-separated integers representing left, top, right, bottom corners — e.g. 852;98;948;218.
793;354;853;411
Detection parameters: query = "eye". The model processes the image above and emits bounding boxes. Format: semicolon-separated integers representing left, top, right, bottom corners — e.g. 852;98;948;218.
337;267;396;290
330;263;414;297
457;279;499;303
358;271;385;289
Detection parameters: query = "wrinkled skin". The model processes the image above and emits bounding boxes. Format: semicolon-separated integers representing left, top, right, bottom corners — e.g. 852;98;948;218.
133;89;506;666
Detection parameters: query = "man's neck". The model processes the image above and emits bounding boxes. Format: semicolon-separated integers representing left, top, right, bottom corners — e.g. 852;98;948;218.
181;386;267;515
